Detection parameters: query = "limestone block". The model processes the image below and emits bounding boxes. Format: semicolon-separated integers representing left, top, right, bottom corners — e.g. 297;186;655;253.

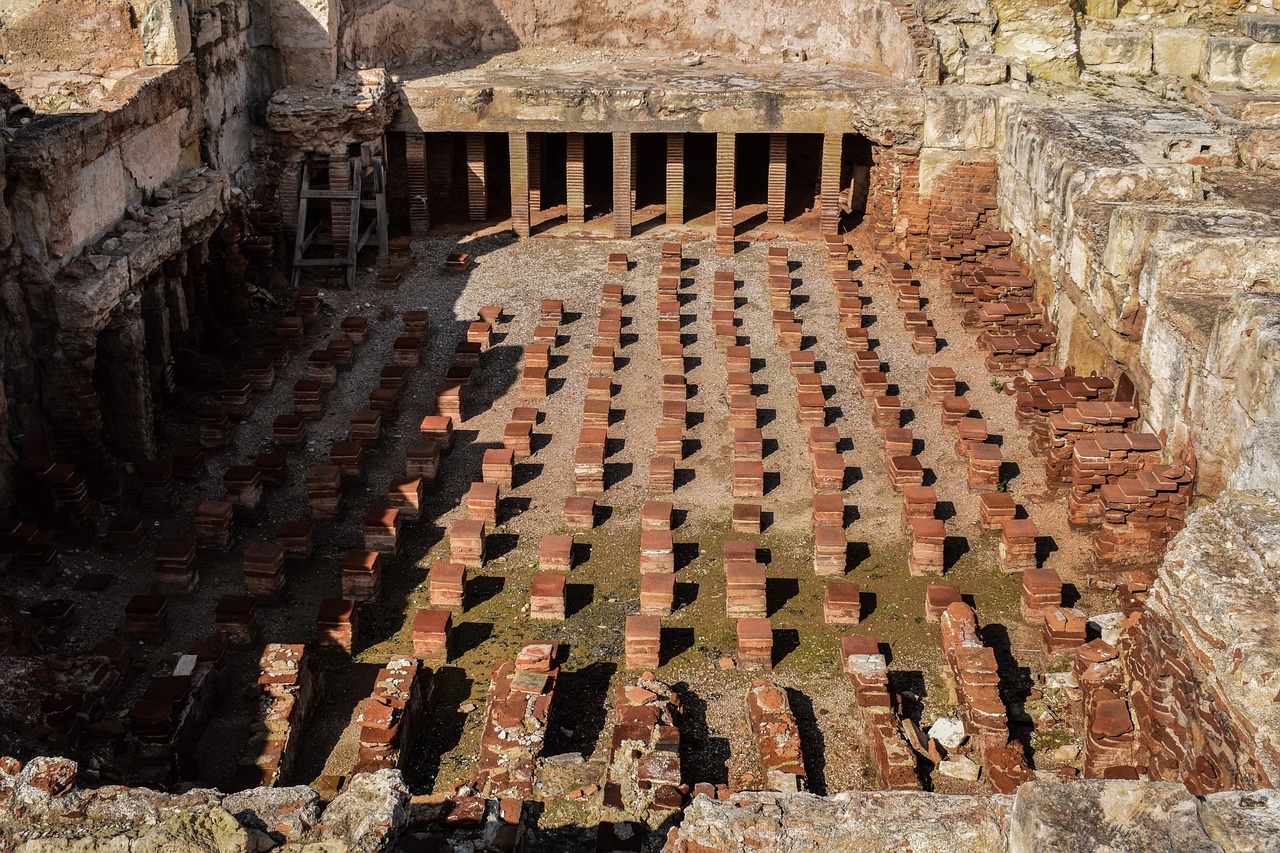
140;0;193;66
1240;129;1280;169
1204;37;1251;86
1242;13;1280;44
1242;43;1280;89
923;88;998;150
920;0;998;27
1080;28;1153;76
1153;29;1209;78
992;0;1080;81
53;256;132;333
66;149;131;254
962;52;1010;84
120;109;190;194
1084;0;1119;18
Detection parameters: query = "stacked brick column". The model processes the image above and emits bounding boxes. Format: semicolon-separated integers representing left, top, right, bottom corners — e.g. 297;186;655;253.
567;132;585;224
820;133;842;236
768;134;787;225
528;133;542;213
406;132;430;238
466;133;487;221
613;132;633;239
509;132;531;239
716;133;735;232
666;133;685;225
328;150;352;260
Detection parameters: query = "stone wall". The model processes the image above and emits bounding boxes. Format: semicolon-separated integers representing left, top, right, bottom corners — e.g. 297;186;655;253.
994;94;1280;496
343;0;935;81
1120;489;1280;793
664;782;1280;853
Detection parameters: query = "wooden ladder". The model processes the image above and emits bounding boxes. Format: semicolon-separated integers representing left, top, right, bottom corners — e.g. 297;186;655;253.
291;140;390;289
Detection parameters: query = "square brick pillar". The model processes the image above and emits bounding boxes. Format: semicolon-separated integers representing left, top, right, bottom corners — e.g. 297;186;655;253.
567;132;585;224
529;133;543;214
821;133;843;236
328;150;352;259
466;133;487;221
406;132;429;238
280;156;303;244
510;132;531;238
769;134;787;225
613;132;632;239
716;133;736;233
666;133;684;225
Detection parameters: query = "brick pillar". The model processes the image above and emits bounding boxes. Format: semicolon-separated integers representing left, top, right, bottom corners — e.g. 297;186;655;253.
567;132;585;224
280;155;303;245
529;133;543;214
466;133;487;221
768;134;787;225
666;133;684;225
406;132;430;238
716;133;736;233
820;133;843;236
329;150;352;259
613;132;633;239
510;132;531;238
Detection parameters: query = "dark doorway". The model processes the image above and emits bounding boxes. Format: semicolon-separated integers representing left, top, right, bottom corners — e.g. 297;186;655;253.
583;133;614;221
842;135;874;230
787;134;824;221
684;133;716;223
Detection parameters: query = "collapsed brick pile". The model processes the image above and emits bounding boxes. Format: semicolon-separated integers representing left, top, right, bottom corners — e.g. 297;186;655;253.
604;674;684;815
354;657;433;774
474;643;558;799
235;643;321;789
745;680;807;794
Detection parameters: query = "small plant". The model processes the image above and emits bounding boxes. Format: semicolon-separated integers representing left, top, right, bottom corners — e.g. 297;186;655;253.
990;378;1003;391
996;480;1010;493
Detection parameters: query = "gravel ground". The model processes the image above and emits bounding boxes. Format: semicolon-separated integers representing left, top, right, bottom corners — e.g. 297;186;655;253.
3;220;1106;805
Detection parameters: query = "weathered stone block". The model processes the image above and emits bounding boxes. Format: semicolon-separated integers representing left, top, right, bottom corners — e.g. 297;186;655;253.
1153;29;1209;78
1080;28;1152;76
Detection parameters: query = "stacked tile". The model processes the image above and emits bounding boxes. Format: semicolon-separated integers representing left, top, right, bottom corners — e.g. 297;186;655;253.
1066;433;1164;528
640;530;675;573
437;380;466;422
466;482;499;524
275;520;313;560
293;380;325;419
734;428;763;461
154;537;198;593
482;448;514;488
412;609;453;664
648;456;675;491
388;477;424;522
194;500;234;551
223;466;264;519
938;602;1009;756
575;447;605;495
1094;462;1195;567
197;404;231;448
350;409;382;446
1020;568;1062;622
978;493;1017;530
998;519;1038;573
733;461;764;498
888;456;924;492
872;395;901;429
746;680;808;793
907;518;945;576
364;509;401;554
243;542;286;600
405;439;442;482
329;441;364;484
530;572;567;620
733;503;762;534
625;616;662;669
420;415;455;450
642;500;673;531
1041;606;1088;663
813;526;847;576
136;460;177;513
124;595;168;641
823;582;861;624
254;452;288;486
341;550;382;603
725;561;767;618
520;365;547;401
235;643;320;788
967;443;1002;492
811;453;844;492
813;494;845;528
901;485;937;532
882;427;912;462
841;636;920;791
449;519;486;568
640;573;676;616
539;535;573;572
954;417;988;458
354;657;430;774
306;465;343;519
1046;402;1141;488
808;426;839;455
859;370;888;398
585;400;613;428
562;496;596;530
925;583;962;622
107;514;145;549
215;595;257;648
604;674;684;813
926;367;957;400
429;561;466;610
316;598;358;654
736;618;773;670
474;643;558;798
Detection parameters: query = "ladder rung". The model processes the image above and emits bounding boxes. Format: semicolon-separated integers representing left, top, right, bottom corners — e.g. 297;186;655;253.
300;189;361;200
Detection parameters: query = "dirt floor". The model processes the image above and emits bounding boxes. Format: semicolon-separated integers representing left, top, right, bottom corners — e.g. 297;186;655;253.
3;215;1112;820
